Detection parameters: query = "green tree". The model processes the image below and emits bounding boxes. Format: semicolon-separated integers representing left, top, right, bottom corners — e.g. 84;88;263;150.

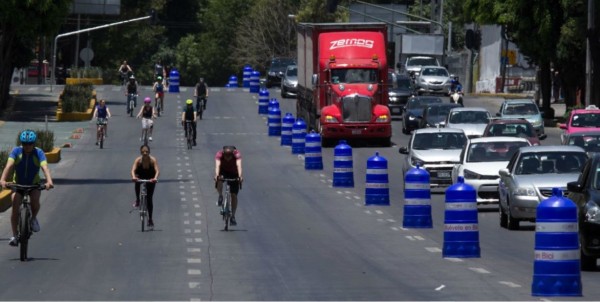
0;0;71;110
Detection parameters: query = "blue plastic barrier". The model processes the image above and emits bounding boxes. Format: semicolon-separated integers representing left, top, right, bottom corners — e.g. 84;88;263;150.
268;103;281;136
228;75;238;87
304;131;323;170
365;152;390;205
333;140;354;187
280;113;294;146
532;188;581;297
291;118;306;154
443;176;480;258
242;65;252;88
258;89;269;114
403;165;432;228
249;71;260;93
168;68;180;93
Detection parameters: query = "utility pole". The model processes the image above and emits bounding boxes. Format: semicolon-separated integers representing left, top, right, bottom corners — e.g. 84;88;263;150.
585;0;594;106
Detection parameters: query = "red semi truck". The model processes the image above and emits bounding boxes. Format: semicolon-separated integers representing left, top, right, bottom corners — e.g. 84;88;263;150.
296;23;391;147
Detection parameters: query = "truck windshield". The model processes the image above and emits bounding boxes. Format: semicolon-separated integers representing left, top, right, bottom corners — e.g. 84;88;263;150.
407;57;437;66
331;68;378;84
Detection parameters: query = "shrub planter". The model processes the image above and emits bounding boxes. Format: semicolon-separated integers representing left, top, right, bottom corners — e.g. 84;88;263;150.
45;147;61;163
0;190;12;213
66;78;103;85
56;96;96;121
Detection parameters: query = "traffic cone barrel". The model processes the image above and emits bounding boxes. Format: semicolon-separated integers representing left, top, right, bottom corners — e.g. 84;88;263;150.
228;75;238;87
258;89;269;114
249;71;260;93
280;113;294;146
268;104;281;136
532;188;581;297
333;140;354;187
168;68;180;93
403;165;432;228
242;65;252;88
304;131;323;170
291;118;306;154
365;152;390;205
443;176;480;258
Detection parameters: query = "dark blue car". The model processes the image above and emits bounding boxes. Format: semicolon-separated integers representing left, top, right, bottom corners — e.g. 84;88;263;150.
402;96;443;134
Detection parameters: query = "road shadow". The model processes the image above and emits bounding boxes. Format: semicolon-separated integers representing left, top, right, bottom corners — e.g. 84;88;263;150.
4;93;59;122
54;178;184;185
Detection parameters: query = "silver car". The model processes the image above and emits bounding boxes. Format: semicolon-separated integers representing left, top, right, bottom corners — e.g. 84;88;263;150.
498;145;588;230
443;107;491;139
496;98;546;138
414;66;451;96
281;65;297;98
451;136;531;205
399;128;467;187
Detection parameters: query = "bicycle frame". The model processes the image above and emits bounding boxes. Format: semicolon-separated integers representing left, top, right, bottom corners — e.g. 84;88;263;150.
185;121;194;149
7;183;46;261
128;94;137;117
97;118;107;149
196;96;205;120
219;178;237;231
136;179;153;232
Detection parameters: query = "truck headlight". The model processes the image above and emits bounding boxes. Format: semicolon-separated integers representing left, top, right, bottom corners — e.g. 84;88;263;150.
324;115;338;123
514;187;536;196
376;115;389;122
585;203;600;224
463;169;481;179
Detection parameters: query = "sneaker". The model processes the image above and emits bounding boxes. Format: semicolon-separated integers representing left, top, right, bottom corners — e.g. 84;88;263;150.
230;216;237;226
95;141;99;145
31;217;40;232
149;136;153;141
8;237;18;247
217;195;223;206
133;200;140;208
148;219;154;227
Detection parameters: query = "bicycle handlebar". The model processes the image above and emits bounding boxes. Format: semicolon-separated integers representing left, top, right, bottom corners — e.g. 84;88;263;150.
5;183;52;191
135;179;157;183
216;177;243;189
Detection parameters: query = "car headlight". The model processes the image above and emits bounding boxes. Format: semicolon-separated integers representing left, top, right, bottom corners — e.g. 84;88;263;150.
585;202;600;223
530;119;542;127
463;169;482;179
411;157;425;167
408;115;416;121
376;115;389;122
389;96;398;102
514;187;537;196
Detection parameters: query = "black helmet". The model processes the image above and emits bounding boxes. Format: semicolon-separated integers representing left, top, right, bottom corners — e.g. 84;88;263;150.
222;145;236;154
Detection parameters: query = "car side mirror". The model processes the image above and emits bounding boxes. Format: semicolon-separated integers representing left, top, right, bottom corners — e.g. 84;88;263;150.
399;146;409;154
499;168;510;177
567;181;583;193
539;133;547;140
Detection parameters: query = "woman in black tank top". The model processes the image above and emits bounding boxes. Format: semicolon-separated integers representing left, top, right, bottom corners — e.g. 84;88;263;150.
131;145;160;227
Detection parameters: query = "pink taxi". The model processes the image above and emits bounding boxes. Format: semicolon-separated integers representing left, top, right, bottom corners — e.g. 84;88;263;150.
559;105;600;143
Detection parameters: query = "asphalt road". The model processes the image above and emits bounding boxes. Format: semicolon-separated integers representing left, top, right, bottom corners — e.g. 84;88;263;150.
0;85;596;300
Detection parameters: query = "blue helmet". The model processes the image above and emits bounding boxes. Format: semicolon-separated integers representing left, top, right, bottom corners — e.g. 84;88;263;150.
19;130;37;144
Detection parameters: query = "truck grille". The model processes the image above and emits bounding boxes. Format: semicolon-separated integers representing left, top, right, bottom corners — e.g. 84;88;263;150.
342;95;372;122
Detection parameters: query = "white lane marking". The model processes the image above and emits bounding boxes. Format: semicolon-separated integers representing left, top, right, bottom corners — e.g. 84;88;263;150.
188;282;199;289
391;227;399;231
184;229;191;234
194;229;201;233
319;174;326;178
188;248;201;253
354;196;361;200
181;198;186;202
321;179;328;183
336;191;344;194
179;185;185;189
469;267;491;274
344;190;353;194
187;258;202;264
387;219;396;222
194;220;201;225
184;220;190;225
345;196;352;200
426;247;442;253
194;238;203;243
184;212;189;217
375;210;384;215
188;269;201;275
499;281;522;288
445;258;464;262
435;285;445;291
195;213;201;217
406;236;416;241
364;210;372;214
414;236;425;241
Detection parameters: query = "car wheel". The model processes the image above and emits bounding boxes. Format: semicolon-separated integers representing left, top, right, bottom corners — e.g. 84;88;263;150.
281;87;286;98
499;206;508;228
581;250;597;271
506;201;520;230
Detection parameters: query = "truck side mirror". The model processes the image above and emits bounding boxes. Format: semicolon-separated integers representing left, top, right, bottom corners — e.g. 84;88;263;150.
311;74;318;87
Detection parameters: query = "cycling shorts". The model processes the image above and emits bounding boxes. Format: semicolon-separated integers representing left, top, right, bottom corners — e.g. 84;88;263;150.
155;92;164;98
217;174;240;194
142;118;154;129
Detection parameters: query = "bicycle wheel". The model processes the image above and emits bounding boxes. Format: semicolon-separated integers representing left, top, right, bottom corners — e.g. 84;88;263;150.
99;127;104;149
187;124;193;149
140;196;147;232
18;206;31;261
223;193;231;231
143;130;149;145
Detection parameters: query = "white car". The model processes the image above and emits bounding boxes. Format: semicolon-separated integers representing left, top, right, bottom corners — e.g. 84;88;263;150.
451;136;531;204
399;128;467;188
443;107;491;139
414;66;452;95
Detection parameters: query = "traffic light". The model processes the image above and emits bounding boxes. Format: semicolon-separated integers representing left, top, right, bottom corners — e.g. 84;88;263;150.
149;9;157;25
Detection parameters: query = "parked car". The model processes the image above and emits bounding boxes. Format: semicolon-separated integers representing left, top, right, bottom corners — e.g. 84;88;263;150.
496;98;546;138
566;153;600;270
402;96;443;134
498;145;587;230
559;105;600;143
482;118;542;146
443;107;491;138
451;136;531;204
562;131;600;154
280;65;298;98
414;66;452;96
399;128;467;187
266;57;296;88
387;71;414;116
418;103;462;129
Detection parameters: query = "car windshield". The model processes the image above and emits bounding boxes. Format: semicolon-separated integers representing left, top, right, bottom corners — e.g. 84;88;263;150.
427;105;455;118
407;98;442;110
504;103;539;115
396;78;411;89
467;141;529;163
331;68;378;84
421;68;448;77
412;132;466;150
270;58;295;70
286;66;297;77
407;58;437;66
516;152;587;175
449;111;490;124
570;113;600;127
568;135;600;152
487;123;534;138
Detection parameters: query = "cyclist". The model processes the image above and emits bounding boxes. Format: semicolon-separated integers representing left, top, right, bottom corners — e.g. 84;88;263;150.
181;99;197;146
131;144;160;227
214;146;243;226
194;77;209;110
92;99;112;144
154;59;164;80
136;97;156;141
125;75;139;114
118;60;133;84
152;76;165;114
0;130;54;246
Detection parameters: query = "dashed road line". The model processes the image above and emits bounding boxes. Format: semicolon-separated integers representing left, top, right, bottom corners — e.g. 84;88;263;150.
425;247;442;253
469;267;491;274
498;281;522;288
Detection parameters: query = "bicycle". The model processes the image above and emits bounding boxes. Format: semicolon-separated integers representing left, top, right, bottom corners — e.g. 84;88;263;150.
141;125;150;145
217;177;240;231
6;183;51;261
134;179;155;232
196;96;205;120
127;93;137;117
154;98;162;118
185;120;194;149
96;117;108;149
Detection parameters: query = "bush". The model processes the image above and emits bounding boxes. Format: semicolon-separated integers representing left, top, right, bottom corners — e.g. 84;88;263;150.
61;83;94;113
14;129;55;152
69;67;103;78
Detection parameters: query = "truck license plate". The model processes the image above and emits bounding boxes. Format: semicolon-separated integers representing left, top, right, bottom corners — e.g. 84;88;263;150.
438;171;450;178
352;129;362;135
